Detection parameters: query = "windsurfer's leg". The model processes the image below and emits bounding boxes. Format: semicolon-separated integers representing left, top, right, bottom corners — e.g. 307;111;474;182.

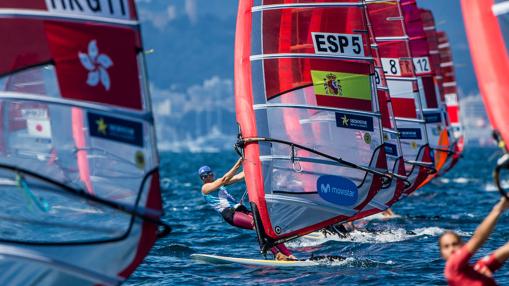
232;211;255;230
271;244;296;261
275;243;292;256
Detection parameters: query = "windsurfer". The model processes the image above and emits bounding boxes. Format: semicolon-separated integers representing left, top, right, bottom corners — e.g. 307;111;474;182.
199;158;296;261
439;197;509;285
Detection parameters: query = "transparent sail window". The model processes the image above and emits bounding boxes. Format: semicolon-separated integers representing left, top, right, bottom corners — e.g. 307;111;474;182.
0;65;158;243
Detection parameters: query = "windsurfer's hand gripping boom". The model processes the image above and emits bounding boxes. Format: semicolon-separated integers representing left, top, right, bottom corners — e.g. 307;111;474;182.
201;158;243;195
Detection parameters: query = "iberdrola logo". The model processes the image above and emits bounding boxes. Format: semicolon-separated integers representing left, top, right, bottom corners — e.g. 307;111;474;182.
79;40;113;91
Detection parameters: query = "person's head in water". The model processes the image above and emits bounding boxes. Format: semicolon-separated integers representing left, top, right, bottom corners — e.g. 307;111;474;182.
198;166;214;184
439;231;463;260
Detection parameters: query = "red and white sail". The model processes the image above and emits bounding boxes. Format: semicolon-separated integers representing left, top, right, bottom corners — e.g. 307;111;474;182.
437;31;464;173
235;0;394;249
358;3;409;216
418;9;462;178
400;1;452;178
365;0;434;195
0;1;168;285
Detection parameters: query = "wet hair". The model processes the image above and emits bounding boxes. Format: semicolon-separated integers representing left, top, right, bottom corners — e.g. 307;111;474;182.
439;230;462;249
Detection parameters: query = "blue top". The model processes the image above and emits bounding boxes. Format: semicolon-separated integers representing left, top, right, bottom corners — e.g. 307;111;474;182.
203;186;237;213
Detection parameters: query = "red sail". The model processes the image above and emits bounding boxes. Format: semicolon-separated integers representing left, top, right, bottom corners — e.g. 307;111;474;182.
438;31;464;171
399;1;451;180
366;1;417;118
366;0;433;195
235;0;392;248
462;0;509;144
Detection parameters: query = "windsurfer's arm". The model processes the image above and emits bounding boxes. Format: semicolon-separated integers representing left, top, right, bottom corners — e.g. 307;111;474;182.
201;158;243;195
493;242;509;265
201;180;222;195
465;198;509;254
225;171;245;185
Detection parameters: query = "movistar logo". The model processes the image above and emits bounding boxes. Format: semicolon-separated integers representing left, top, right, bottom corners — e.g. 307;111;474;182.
317;175;358;206
320;183;355;197
79;40;113;91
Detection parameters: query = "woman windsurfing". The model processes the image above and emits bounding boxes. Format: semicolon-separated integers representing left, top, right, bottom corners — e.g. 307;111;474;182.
199;158;296;261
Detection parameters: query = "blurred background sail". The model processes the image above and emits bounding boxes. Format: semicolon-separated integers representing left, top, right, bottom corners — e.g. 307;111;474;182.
0;1;169;284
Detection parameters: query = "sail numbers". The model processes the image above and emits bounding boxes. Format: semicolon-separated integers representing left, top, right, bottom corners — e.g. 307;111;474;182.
46;0;130;20
413;57;432;75
312;32;365;57
381;58;402;76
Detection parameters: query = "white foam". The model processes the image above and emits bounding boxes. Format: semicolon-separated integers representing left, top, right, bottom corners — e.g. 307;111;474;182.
323;256;356;266
452;177;472;184
364;213;402;221
335;228;410;243
161;178;171;189
292;226;453;247
298;256;358;267
451;213;475;219
437;177;474;185
484;180;509;192
413;226;444;236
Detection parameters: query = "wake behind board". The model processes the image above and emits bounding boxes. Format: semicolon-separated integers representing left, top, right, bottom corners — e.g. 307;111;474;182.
191;254;320;267
363;213;401;221
302;232;327;241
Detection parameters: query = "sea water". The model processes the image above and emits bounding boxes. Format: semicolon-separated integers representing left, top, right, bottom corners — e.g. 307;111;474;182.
126;147;509;285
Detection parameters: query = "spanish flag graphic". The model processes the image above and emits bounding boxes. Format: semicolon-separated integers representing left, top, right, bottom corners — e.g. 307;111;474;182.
311;70;373;112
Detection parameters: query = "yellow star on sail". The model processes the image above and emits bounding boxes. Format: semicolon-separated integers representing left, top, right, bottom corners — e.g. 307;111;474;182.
341;115;350;126
96;118;108;135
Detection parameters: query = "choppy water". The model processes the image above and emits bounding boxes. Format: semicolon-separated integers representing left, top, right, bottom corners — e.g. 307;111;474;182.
126;147;509;285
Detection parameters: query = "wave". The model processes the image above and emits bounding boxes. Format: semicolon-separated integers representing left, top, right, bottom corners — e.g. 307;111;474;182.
452;177;473;184
363;213;402;221
290;226;455;247
484;180;509;192
157;243;194;257
306;256;397;268
436;177;478;185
